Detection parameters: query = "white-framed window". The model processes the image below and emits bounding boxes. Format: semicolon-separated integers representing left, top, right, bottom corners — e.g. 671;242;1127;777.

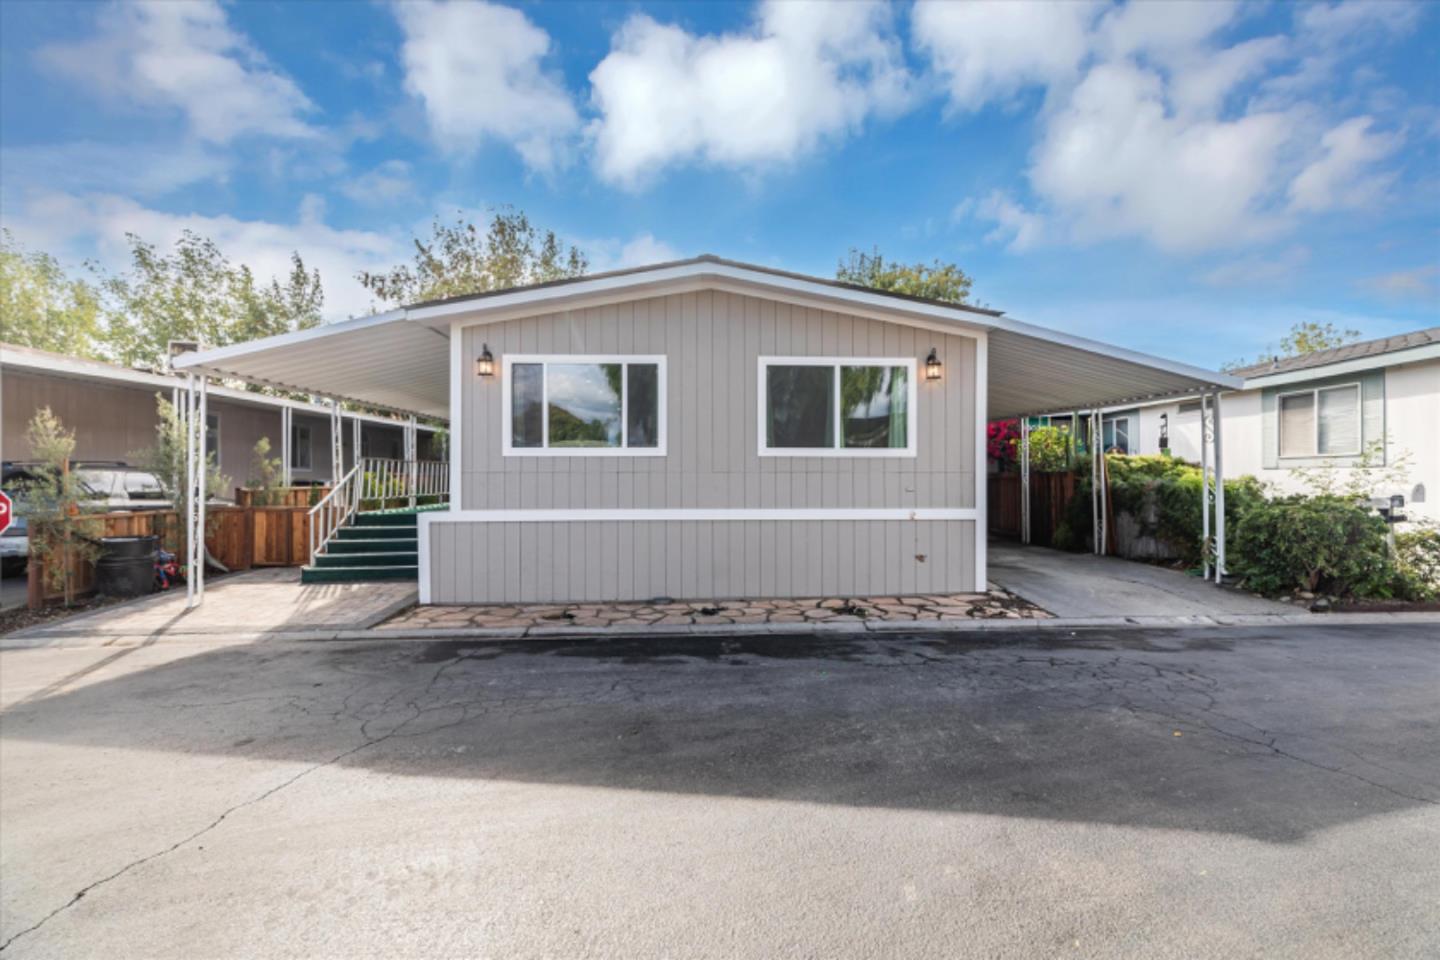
291;423;313;470
205;413;220;464
1278;383;1361;458
501;355;667;457
1102;416;1131;454
758;357;917;457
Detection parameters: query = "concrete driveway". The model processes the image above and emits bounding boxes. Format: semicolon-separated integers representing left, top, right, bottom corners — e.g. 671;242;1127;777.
989;541;1296;618
2;624;1436;958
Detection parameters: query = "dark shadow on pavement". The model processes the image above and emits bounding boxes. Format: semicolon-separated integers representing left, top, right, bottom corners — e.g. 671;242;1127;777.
3;624;1437;843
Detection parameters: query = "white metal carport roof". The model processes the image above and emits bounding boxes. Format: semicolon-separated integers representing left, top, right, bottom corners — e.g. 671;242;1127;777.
173;255;1241;418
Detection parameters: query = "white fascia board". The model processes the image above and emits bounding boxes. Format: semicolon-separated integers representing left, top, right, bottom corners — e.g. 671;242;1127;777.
1239;343;1440;389
406;260;1238;390
426;508;979;523
171;309;410;372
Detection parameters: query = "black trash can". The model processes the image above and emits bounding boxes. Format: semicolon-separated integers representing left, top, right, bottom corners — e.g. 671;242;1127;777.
95;535;158;598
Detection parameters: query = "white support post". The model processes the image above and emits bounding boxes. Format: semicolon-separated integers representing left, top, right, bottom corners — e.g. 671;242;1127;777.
1020;418;1031;545
330;400;343;485
973;332;988;592
1201;393;1212;581
1213;389;1226;584
184;374;197;609
407;415;418;510
281;405;292;488
196;375;207;601
448;320;462;513
352;416;362;472
1091;410;1103;555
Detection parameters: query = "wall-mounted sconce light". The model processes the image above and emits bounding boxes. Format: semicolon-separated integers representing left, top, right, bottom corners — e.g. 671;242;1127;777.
925;348;942;381
475;344;494;377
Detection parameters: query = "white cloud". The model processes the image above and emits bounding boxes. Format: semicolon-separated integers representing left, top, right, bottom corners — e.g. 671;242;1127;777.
1201;246;1310;287
971;191;1046;252
338;160;418;205
1297;0;1421;46
1030;61;1294;252
1287;116;1401;212
37;0;315;143
911;0;1102;110
393;0;579;171
588;0;910;186
1361;265;1439;301
0;140;230;200
588;233;683;272
3;192;402;321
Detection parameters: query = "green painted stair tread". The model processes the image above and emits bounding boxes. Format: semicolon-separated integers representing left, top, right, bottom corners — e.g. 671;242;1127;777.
312;551;418;568
300;564;418;584
325;538;418;553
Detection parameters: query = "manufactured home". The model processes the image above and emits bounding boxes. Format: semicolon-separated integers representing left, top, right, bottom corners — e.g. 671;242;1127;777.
1;343;444;486
172;256;1241;604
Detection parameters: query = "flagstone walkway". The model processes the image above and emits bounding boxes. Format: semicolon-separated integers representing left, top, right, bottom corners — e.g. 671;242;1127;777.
378;588;1049;631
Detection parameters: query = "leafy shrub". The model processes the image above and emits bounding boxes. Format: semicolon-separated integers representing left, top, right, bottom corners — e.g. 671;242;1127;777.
1393;523;1440;601
1230;495;1390;597
1012;424;1076;472
1057;454;1262;565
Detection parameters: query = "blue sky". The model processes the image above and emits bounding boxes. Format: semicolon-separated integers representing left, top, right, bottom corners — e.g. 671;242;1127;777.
1;0;1436;368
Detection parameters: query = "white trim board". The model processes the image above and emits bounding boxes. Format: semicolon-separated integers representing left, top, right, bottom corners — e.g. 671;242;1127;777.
422;508;978;524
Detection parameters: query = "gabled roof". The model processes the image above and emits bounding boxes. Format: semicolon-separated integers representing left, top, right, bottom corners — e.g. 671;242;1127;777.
175;255;1242;420
1230;326;1440;379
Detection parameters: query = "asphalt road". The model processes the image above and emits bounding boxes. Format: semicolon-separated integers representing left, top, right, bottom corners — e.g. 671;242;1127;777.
1;623;1437;958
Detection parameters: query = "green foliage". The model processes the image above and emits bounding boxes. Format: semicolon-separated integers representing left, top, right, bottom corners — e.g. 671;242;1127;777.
131;394;229;504
360;208;587;305
836;248;973;305
101;231;323;368
1230;495;1391;597
1104;455;1265;566
0;229;104;357
1393;523;1440;602
1225;320;1361;371
1015;425;1074;472
17;408;102;606
247;437;286;506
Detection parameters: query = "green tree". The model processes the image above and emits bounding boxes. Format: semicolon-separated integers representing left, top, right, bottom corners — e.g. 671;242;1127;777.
102;231;324;367
130;395;229;562
18;408;103;606
0;230;105;357
836;247;973;305
246;437;286;505
359;208;587;305
1226;321;1362;371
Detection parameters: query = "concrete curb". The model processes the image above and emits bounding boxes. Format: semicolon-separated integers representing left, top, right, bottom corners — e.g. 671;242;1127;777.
10;609;1436;649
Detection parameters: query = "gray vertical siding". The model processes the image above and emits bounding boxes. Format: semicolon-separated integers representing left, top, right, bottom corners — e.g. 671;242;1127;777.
430;289;980;603
427;518;977;604
458;291;977;510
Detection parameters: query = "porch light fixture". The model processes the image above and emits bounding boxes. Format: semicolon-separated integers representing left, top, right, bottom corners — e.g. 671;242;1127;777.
925;348;942;381
476;344;495;377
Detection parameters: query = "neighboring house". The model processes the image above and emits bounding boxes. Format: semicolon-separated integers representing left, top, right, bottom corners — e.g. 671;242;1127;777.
174;255;1239;603
0;343;444;487
1044;327;1440;523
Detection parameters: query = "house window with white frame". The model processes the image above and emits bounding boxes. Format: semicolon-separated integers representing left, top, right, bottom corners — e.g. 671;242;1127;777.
503;356;665;455
1278;383;1361;458
291;423;313;470
759;358;917;456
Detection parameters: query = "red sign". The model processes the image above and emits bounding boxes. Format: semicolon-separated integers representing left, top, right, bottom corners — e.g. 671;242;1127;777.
0;491;11;536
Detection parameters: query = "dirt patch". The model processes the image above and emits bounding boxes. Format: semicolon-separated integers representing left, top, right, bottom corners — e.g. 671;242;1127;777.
1331;599;1440;614
0;593;132;636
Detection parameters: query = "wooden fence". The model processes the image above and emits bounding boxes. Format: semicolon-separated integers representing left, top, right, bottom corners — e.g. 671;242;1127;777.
27;492;321;607
988;471;1081;547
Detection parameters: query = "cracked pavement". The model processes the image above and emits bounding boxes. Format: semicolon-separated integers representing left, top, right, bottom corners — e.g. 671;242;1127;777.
1;623;1437;958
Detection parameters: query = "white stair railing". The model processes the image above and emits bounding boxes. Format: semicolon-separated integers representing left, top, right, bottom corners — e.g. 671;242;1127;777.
308;461;363;566
307;457;451;564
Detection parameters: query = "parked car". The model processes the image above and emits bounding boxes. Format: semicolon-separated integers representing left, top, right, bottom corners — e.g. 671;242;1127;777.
1;511;27;577
74;464;172;512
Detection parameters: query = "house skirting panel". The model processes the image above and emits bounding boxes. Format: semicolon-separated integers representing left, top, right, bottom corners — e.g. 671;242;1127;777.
420;511;978;604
